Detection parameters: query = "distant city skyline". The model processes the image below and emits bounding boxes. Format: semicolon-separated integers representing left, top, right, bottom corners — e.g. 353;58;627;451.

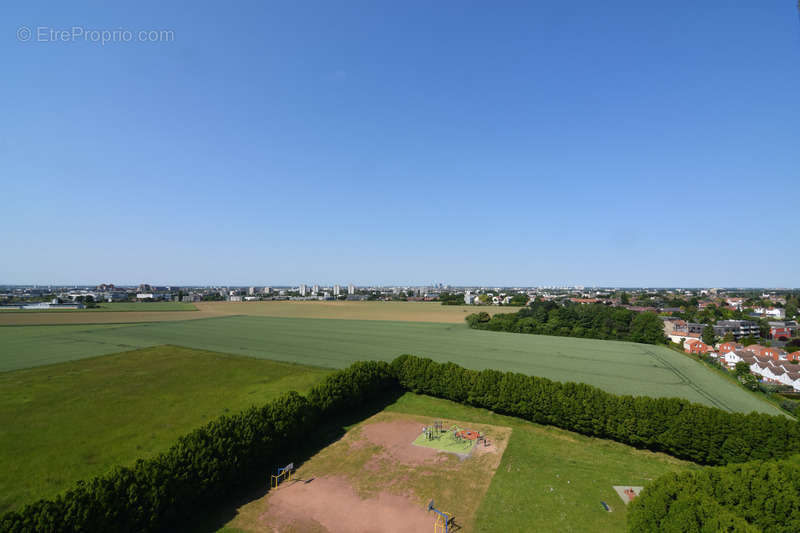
2;2;798;287
2;280;797;290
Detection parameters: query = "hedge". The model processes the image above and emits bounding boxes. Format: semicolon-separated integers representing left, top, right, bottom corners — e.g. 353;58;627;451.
391;355;800;466
0;360;396;533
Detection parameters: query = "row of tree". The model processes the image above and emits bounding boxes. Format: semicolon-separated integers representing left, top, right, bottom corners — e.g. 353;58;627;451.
627;455;800;532
391;355;800;466
0;361;396;533
466;300;668;345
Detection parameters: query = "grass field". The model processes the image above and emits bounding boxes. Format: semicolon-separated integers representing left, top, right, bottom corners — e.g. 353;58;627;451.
0;315;783;414
216;393;696;533
0;301;503;326
0;346;331;513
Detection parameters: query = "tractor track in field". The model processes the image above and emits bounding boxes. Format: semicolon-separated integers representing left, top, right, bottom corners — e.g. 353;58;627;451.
642;347;732;412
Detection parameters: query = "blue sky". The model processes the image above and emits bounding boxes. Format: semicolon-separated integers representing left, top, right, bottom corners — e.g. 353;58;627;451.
2;1;798;287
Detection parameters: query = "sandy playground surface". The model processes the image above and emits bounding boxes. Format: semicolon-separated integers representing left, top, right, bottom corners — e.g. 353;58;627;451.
224;412;511;533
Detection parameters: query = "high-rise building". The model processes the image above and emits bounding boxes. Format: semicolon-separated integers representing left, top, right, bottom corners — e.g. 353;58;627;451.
299;284;307;296
312;284;319;295
347;284;355;295
248;287;255;295
334;284;341;296
263;287;271;294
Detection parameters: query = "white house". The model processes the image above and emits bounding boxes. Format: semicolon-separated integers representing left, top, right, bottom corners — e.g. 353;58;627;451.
753;307;785;319
723;349;750;368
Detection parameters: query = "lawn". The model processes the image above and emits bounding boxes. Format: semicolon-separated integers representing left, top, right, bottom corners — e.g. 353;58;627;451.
0;346;331;513
0;315;783;415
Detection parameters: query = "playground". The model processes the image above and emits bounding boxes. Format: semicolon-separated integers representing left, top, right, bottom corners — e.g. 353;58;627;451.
223;412;511;532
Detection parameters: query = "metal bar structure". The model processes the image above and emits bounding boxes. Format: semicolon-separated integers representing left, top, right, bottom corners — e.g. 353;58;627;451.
269;462;294;489
427;500;452;533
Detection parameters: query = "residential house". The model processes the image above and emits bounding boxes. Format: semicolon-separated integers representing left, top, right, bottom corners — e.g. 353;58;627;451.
717;341;743;355
685;339;714;355
726;298;744;311
753;307;785;319
769;321;797;341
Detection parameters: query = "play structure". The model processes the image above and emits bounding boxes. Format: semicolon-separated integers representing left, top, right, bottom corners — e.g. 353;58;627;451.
427;499;454;533
270;462;294;489
421;420;490;448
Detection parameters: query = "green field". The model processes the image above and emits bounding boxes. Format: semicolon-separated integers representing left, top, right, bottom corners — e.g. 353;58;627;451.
0;315;783;415
0;346;331;513
0;302;198;313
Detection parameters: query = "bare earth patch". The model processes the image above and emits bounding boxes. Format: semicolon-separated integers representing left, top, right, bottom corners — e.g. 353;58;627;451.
259;477;431;533
224;412;511;533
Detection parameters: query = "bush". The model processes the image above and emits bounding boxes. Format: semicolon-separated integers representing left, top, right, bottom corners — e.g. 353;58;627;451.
628;456;800;532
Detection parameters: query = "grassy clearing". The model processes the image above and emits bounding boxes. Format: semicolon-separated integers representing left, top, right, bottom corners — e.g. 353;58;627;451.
0;316;783;414
0;346;331;513
385;393;699;532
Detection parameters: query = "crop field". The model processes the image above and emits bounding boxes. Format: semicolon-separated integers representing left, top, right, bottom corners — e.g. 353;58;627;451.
0;315;782;415
0;346;331;513
0;301;503;326
193;300;498;323
215;393;696;533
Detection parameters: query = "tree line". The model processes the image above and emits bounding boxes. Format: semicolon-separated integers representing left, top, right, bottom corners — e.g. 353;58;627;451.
391;355;800;466
466;300;668;345
627;455;800;532
0;361;396;533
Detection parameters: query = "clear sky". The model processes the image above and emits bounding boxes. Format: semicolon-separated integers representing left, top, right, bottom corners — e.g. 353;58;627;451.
2;1;798;287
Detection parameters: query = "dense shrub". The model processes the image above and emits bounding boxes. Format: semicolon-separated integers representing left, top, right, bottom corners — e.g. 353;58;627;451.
466;300;667;345
0;361;396;533
391;355;800;466
628;455;800;532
